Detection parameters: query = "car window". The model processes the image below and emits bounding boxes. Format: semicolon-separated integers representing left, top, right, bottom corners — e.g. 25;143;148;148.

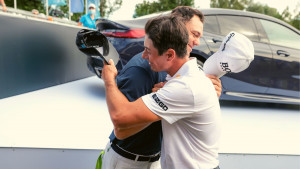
259;19;300;49
217;15;259;41
203;15;220;34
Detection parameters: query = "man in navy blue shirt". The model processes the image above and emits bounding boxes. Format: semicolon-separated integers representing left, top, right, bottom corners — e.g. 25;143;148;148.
100;6;222;169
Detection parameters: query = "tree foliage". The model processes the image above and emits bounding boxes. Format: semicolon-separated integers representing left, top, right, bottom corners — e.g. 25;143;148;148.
5;0;45;13
210;0;250;10
99;0;122;18
290;12;300;30
134;0;299;29
210;0;299;30
4;0;122;21
134;0;194;18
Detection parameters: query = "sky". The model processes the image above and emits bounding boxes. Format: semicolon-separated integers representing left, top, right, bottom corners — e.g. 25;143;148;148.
109;0;300;20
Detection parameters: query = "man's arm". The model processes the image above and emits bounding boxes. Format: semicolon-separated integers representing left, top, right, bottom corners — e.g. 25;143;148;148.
77;21;83;27
102;59;161;138
114;122;151;140
152;75;222;97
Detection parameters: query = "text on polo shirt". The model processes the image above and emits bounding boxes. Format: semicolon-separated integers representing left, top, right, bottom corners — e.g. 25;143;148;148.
152;94;168;111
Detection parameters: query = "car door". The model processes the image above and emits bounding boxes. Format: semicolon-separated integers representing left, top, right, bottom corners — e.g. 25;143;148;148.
204;15;273;95
258;19;300;98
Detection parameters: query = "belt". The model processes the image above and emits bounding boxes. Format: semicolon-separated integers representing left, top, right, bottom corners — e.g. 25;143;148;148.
111;143;160;162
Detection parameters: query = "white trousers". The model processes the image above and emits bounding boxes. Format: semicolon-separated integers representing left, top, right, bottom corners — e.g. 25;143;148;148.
101;142;161;169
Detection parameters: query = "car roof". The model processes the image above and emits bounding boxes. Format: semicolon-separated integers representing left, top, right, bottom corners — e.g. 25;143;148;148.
202;8;299;32
127;8;299;33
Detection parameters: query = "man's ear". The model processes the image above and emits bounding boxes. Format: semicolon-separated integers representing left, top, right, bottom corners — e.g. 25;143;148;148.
166;49;176;61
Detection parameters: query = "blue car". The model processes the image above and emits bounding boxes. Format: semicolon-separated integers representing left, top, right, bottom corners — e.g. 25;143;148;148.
95;8;300;105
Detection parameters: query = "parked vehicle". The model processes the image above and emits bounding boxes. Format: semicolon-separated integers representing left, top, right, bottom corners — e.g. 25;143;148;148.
95;8;300;105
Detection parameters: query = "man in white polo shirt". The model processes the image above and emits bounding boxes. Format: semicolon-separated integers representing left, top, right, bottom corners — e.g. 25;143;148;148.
102;15;221;169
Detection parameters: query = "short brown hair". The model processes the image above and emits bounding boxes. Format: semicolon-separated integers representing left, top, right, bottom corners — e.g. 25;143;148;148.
171;6;204;23
145;15;189;58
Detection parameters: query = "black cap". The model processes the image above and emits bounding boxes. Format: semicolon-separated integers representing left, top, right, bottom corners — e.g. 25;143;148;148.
76;29;119;78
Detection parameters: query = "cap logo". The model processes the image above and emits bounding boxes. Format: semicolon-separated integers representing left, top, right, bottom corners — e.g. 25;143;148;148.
220;62;231;73
222;32;235;51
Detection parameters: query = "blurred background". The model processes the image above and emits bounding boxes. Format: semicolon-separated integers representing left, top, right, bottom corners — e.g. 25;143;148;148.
1;0;299;30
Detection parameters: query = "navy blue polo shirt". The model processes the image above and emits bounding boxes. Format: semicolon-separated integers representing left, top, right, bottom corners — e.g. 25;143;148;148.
109;53;167;155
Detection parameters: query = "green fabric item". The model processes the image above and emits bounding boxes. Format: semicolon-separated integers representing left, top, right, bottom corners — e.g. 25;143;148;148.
95;150;105;169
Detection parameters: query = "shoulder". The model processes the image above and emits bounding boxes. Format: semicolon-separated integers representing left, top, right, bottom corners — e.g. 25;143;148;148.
164;73;215;102
117;63;155;90
80;15;88;21
119;54;154;80
124;53;149;69
116;64;156;101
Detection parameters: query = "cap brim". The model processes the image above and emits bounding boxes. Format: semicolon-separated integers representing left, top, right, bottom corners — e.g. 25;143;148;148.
76;29;119;65
203;52;226;78
99;39;119;65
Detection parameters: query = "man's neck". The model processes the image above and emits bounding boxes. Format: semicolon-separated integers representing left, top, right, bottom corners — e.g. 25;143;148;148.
167;56;190;77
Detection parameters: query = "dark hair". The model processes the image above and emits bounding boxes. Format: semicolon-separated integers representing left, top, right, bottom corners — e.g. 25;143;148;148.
145;15;189;58
171;6;204;23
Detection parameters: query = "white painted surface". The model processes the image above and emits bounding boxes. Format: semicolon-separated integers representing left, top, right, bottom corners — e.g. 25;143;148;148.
0;77;112;149
0;76;299;155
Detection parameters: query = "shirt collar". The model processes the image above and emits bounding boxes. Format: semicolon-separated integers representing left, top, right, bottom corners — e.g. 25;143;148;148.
166;57;198;81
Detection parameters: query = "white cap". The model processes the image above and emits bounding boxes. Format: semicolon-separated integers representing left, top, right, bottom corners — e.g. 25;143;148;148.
203;31;254;78
88;3;96;9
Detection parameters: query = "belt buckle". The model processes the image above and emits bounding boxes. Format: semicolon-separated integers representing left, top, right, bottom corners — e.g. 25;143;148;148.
135;155;154;162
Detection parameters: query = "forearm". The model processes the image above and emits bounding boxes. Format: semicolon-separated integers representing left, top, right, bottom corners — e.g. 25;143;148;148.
105;81;131;128
114;123;151;140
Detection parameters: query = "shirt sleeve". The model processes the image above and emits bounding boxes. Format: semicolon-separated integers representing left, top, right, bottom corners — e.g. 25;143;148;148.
142;78;196;124
117;66;155;102
79;15;86;23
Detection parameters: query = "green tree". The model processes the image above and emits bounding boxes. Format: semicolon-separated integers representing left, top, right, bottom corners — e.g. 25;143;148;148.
246;2;282;20
246;2;300;29
289;2;300;29
210;0;299;30
5;0;122;21
134;0;194;18
210;0;251;10
281;7;292;21
100;0;122;18
5;0;45;13
290;12;300;30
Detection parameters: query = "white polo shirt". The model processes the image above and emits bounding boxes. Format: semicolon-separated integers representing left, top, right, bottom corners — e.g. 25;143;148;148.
142;58;221;169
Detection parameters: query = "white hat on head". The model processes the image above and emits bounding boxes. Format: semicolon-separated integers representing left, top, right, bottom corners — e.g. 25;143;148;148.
203;31;254;78
88;3;96;9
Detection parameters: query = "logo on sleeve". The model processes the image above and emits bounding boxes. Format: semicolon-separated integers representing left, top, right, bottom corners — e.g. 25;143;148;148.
152;94;168;111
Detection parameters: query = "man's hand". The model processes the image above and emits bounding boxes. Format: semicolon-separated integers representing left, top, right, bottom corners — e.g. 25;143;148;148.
206;75;222;98
152;81;167;92
101;59;118;85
